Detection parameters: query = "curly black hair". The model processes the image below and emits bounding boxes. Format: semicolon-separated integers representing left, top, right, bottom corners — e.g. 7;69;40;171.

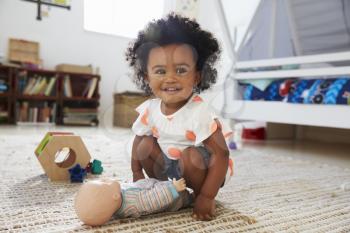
125;13;221;94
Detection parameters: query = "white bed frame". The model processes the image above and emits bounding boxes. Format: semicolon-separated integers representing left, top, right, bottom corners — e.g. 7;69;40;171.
222;51;350;129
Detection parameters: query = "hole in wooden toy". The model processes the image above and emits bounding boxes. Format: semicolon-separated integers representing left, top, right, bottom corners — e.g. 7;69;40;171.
54;147;76;168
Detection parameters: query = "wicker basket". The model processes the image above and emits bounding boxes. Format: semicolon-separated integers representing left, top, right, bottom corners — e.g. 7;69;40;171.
113;92;150;128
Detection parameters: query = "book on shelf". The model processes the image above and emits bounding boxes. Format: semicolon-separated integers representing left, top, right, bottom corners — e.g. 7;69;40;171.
23;78;34;94
34;78;48;95
63;107;98;126
17;101;56;123
64;75;73;97
28;77;42;95
0;111;8;123
50;103;56;122
32;107;38;123
0;79;8;93
44;77;56;96
86;77;98;98
81;79;91;97
0;84;8;93
17;71;27;93
21;76;56;96
64;107;98;113
63;118;98;126
18;102;28;122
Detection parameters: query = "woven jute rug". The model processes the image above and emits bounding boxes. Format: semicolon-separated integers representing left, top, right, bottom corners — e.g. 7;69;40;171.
0;132;349;233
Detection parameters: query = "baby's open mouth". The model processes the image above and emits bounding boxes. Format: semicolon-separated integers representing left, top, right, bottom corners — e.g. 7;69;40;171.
162;87;181;93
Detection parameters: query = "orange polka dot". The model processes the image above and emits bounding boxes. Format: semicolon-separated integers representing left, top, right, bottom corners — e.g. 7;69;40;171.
185;130;196;141
228;158;234;176
210;121;218;134
168;147;182;159
192;95;203;102
223;131;233;139
152;126;159;138
141;109;149;125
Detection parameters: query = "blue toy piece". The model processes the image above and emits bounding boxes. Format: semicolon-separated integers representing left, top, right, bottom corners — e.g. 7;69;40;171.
69;164;87;183
229;141;237;150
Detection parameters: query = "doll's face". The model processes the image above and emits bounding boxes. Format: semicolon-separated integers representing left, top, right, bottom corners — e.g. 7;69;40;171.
74;179;122;226
146;44;200;112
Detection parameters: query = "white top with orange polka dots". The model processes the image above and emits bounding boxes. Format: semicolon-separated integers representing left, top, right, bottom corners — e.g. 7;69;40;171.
132;94;233;160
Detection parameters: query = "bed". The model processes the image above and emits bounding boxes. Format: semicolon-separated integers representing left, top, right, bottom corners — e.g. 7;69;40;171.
222;51;350;129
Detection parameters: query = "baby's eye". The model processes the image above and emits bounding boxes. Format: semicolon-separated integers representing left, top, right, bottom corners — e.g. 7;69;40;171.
176;67;188;75
154;69;166;75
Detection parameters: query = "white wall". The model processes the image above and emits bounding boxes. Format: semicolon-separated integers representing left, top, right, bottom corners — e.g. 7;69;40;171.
0;0;138;127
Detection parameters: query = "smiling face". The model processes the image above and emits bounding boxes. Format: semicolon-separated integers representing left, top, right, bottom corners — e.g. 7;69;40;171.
146;44;200;113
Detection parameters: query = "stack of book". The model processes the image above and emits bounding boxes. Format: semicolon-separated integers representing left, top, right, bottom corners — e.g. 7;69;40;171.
16;101;56;123
19;75;57;96
63;107;98;126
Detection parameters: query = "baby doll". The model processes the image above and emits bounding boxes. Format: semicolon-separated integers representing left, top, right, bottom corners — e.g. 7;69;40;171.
74;178;192;226
126;13;234;221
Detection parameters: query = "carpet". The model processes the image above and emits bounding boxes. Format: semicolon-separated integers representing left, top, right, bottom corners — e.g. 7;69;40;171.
0;132;349;232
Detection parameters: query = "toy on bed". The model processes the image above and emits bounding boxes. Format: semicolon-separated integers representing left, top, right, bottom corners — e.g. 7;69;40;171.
302;77;350;105
74;178;193;226
287;79;315;103
241;76;350;105
241;79;295;101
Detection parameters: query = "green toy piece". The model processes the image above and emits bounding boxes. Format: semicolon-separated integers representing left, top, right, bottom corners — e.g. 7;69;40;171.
91;159;103;174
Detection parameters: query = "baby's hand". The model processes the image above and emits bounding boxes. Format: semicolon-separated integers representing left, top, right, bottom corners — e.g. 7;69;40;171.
133;171;145;182
192;194;216;221
172;178;186;192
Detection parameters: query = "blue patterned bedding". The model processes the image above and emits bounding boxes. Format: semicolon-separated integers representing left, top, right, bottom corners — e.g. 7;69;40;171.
240;77;350;105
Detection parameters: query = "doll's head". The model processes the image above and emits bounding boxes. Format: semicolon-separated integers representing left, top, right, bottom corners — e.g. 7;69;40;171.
74;179;122;226
126;13;221;101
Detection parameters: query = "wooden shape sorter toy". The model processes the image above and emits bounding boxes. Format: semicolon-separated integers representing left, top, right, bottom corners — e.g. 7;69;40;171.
34;132;91;181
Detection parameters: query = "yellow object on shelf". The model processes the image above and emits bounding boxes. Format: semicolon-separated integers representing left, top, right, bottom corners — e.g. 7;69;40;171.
56;64;93;74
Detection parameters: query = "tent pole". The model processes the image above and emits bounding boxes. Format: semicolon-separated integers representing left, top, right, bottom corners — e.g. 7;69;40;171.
214;0;235;61
285;0;302;55
269;0;277;58
237;0;263;57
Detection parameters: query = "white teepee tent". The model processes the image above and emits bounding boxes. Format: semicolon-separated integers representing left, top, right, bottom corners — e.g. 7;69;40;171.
237;0;350;61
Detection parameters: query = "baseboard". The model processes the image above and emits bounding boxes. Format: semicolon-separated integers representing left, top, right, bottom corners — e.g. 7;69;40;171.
266;123;296;140
265;123;350;144
296;125;350;145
